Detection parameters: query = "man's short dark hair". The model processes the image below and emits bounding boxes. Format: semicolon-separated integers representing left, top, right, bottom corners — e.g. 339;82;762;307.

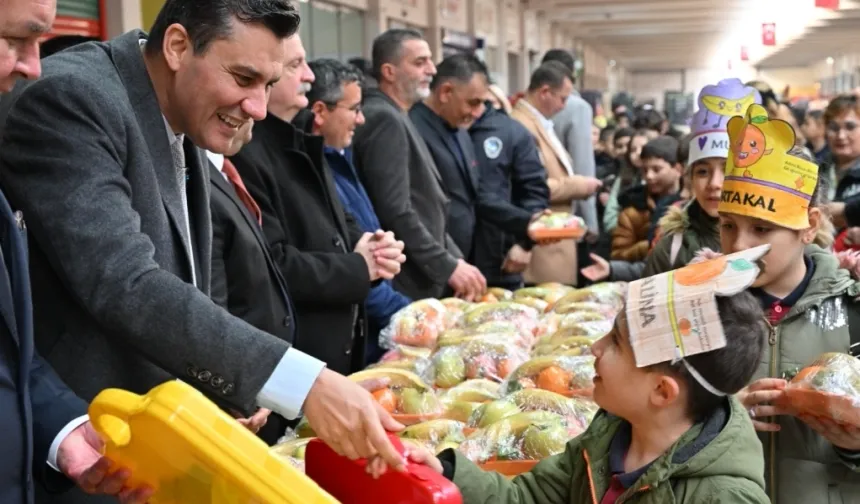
40;36;98;59
306;58;363;108
146;0;300;56
613;127;634;143
640;136;680;165
599;126;616;143
371;29;424;81
430;53;488;91
541;49;576;76
654;292;767;422
527;61;571;92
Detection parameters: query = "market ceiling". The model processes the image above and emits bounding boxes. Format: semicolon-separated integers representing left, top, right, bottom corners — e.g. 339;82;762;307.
526;0;860;71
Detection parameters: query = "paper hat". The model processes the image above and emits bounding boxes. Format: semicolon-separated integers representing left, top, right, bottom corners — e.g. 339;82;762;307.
625;245;771;394
718;104;819;230
688;79;761;167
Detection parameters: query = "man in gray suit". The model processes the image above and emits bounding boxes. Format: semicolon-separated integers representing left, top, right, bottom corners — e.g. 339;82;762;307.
352;29;486;301
0;3;405;502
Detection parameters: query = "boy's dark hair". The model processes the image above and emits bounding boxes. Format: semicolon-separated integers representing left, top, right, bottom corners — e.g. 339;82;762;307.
654;291;767;422
640;136;680;165
613;127;634;143
40;36;98;58
807;109;824;123
372;29;425;81
599;126;617;143
634;108;665;132
146;0;299;56
430;53;488;91
788;146;833;248
618;129;654;189
527;61;572;92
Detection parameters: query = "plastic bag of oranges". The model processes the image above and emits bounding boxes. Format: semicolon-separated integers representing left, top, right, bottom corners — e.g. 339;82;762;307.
380;299;447;349
499;355;596;398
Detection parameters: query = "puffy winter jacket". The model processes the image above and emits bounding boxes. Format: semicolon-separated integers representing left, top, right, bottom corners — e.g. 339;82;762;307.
611;185;654;262
643;200;720;276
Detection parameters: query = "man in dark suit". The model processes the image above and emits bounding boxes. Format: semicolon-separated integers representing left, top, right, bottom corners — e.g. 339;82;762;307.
0;1;149;502
0;4;406;500
411;54;547;276
352;29;486;301
232;33;406;375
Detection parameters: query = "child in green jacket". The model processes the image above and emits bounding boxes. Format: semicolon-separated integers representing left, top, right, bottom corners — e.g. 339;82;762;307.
369;277;771;503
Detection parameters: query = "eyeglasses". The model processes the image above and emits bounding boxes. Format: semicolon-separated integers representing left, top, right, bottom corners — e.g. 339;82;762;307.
325;102;363;115
826;121;859;135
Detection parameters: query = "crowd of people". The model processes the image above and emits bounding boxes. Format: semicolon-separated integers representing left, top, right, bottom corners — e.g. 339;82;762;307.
3;0;860;503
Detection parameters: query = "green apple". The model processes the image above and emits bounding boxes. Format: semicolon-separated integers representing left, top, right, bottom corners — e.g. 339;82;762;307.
521;423;569;459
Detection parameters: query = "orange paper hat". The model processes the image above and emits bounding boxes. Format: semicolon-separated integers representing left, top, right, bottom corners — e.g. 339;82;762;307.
718;103;819;230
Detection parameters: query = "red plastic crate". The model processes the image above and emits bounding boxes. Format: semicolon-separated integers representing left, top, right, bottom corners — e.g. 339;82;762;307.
306;435;463;504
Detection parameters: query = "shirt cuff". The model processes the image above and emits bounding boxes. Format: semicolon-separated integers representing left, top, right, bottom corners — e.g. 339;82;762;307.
47;415;90;472
256;348;326;420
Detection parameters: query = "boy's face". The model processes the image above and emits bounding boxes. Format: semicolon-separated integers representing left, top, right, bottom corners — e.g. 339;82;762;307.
628;135;648;169
642;157;681;197
591;315;680;421
613;135;631;159
691;157;726;217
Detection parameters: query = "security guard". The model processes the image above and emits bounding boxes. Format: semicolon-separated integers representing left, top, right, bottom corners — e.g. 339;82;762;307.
469;101;550;289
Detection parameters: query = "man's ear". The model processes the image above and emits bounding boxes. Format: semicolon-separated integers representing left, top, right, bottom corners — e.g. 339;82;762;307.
380;63;396;84
162;23;191;73
311;102;328;127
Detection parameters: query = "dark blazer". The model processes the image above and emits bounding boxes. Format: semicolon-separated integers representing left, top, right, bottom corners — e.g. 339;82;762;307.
0;31;291;425
209;159;299;444
469;106;550;288
231;110;371;375
0;189;88;504
409;102;479;260
352;88;460;300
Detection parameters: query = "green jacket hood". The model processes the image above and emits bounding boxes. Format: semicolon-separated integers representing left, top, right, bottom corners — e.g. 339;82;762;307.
581;397;765;492
793;246;860;314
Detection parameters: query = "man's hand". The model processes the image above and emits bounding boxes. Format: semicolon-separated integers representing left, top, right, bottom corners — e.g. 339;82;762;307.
736;378;789;432
57;422;153;504
580;253;610;282
799;414;860;451
571;176;603;199
231;408;271;433
370;230;406;280
447;259;487;301
502;244;531;273
303;369;407;471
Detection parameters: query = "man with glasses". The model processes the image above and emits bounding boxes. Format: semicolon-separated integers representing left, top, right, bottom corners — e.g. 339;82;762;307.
231;34;406;376
306;58;411;364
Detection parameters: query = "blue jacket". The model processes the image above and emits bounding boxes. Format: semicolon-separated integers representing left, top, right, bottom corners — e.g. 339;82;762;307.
0;188;88;503
325;148;411;354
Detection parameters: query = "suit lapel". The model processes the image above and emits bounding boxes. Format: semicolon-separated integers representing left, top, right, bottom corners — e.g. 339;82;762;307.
208;163;293;311
417;104;476;191
516;101;573;174
0;194;20;345
110;30;197;283
187;146;212;293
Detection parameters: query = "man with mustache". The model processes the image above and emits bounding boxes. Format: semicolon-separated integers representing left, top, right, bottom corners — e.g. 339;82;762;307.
353;29;486;301
231;34;406;376
0;4;407;502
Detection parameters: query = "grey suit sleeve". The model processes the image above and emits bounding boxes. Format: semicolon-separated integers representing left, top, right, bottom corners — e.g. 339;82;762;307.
354;111;458;285
608;260;645;282
0;76;287;414
559;99;598;233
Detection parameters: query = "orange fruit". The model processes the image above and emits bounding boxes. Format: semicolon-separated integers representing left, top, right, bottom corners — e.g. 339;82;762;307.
465;354;498;379
536;365;573;395
372;388;398;413
792;366;822;385
497;358;516;378
673;256;727;286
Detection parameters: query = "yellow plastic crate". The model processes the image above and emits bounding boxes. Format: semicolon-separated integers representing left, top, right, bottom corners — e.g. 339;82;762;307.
89;380;340;504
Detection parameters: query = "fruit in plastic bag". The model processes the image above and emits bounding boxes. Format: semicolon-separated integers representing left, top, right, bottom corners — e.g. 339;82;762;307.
532;336;595;357
440;297;471;328
778;352;860;427
463;302;540;334
441;401;483;423
487;287;514;301
439;379;501;403
380;299;447;348
348;368;443;424
513;286;575;308
521;424;569;459
271;437;313;461
536;311;607;339
400;419;467;445
434;351;467;388
468;389;597;430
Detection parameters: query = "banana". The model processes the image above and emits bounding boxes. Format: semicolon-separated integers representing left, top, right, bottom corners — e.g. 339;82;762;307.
508;389;579;415
435;441;462;454
473;321;523;334
532;337;593;357
553;300;613;315
441;401;482;422
510;297;550;312
487;287;514;300
348;368;432;392
464;302;539;327
441;379;500;402
401;419;467;443
478;410;564;443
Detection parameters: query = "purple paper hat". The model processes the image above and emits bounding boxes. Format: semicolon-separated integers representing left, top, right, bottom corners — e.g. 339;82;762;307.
688;79;762;167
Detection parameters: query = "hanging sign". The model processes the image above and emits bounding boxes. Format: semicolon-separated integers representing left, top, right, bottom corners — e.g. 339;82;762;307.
741;46;749;61
762;23;776;46
815;0;839;9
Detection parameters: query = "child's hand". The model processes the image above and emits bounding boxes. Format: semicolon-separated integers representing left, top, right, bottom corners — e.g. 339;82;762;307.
366;445;443;479
737;378;789;432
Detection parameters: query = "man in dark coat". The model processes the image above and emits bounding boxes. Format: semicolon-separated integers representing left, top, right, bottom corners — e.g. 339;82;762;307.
0;5;407;501
411;54;548;287
469;102;550;289
352;29;486;301
231;34;406;375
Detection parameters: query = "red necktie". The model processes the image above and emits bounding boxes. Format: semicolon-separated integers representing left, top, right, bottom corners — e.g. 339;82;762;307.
222;158;262;226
